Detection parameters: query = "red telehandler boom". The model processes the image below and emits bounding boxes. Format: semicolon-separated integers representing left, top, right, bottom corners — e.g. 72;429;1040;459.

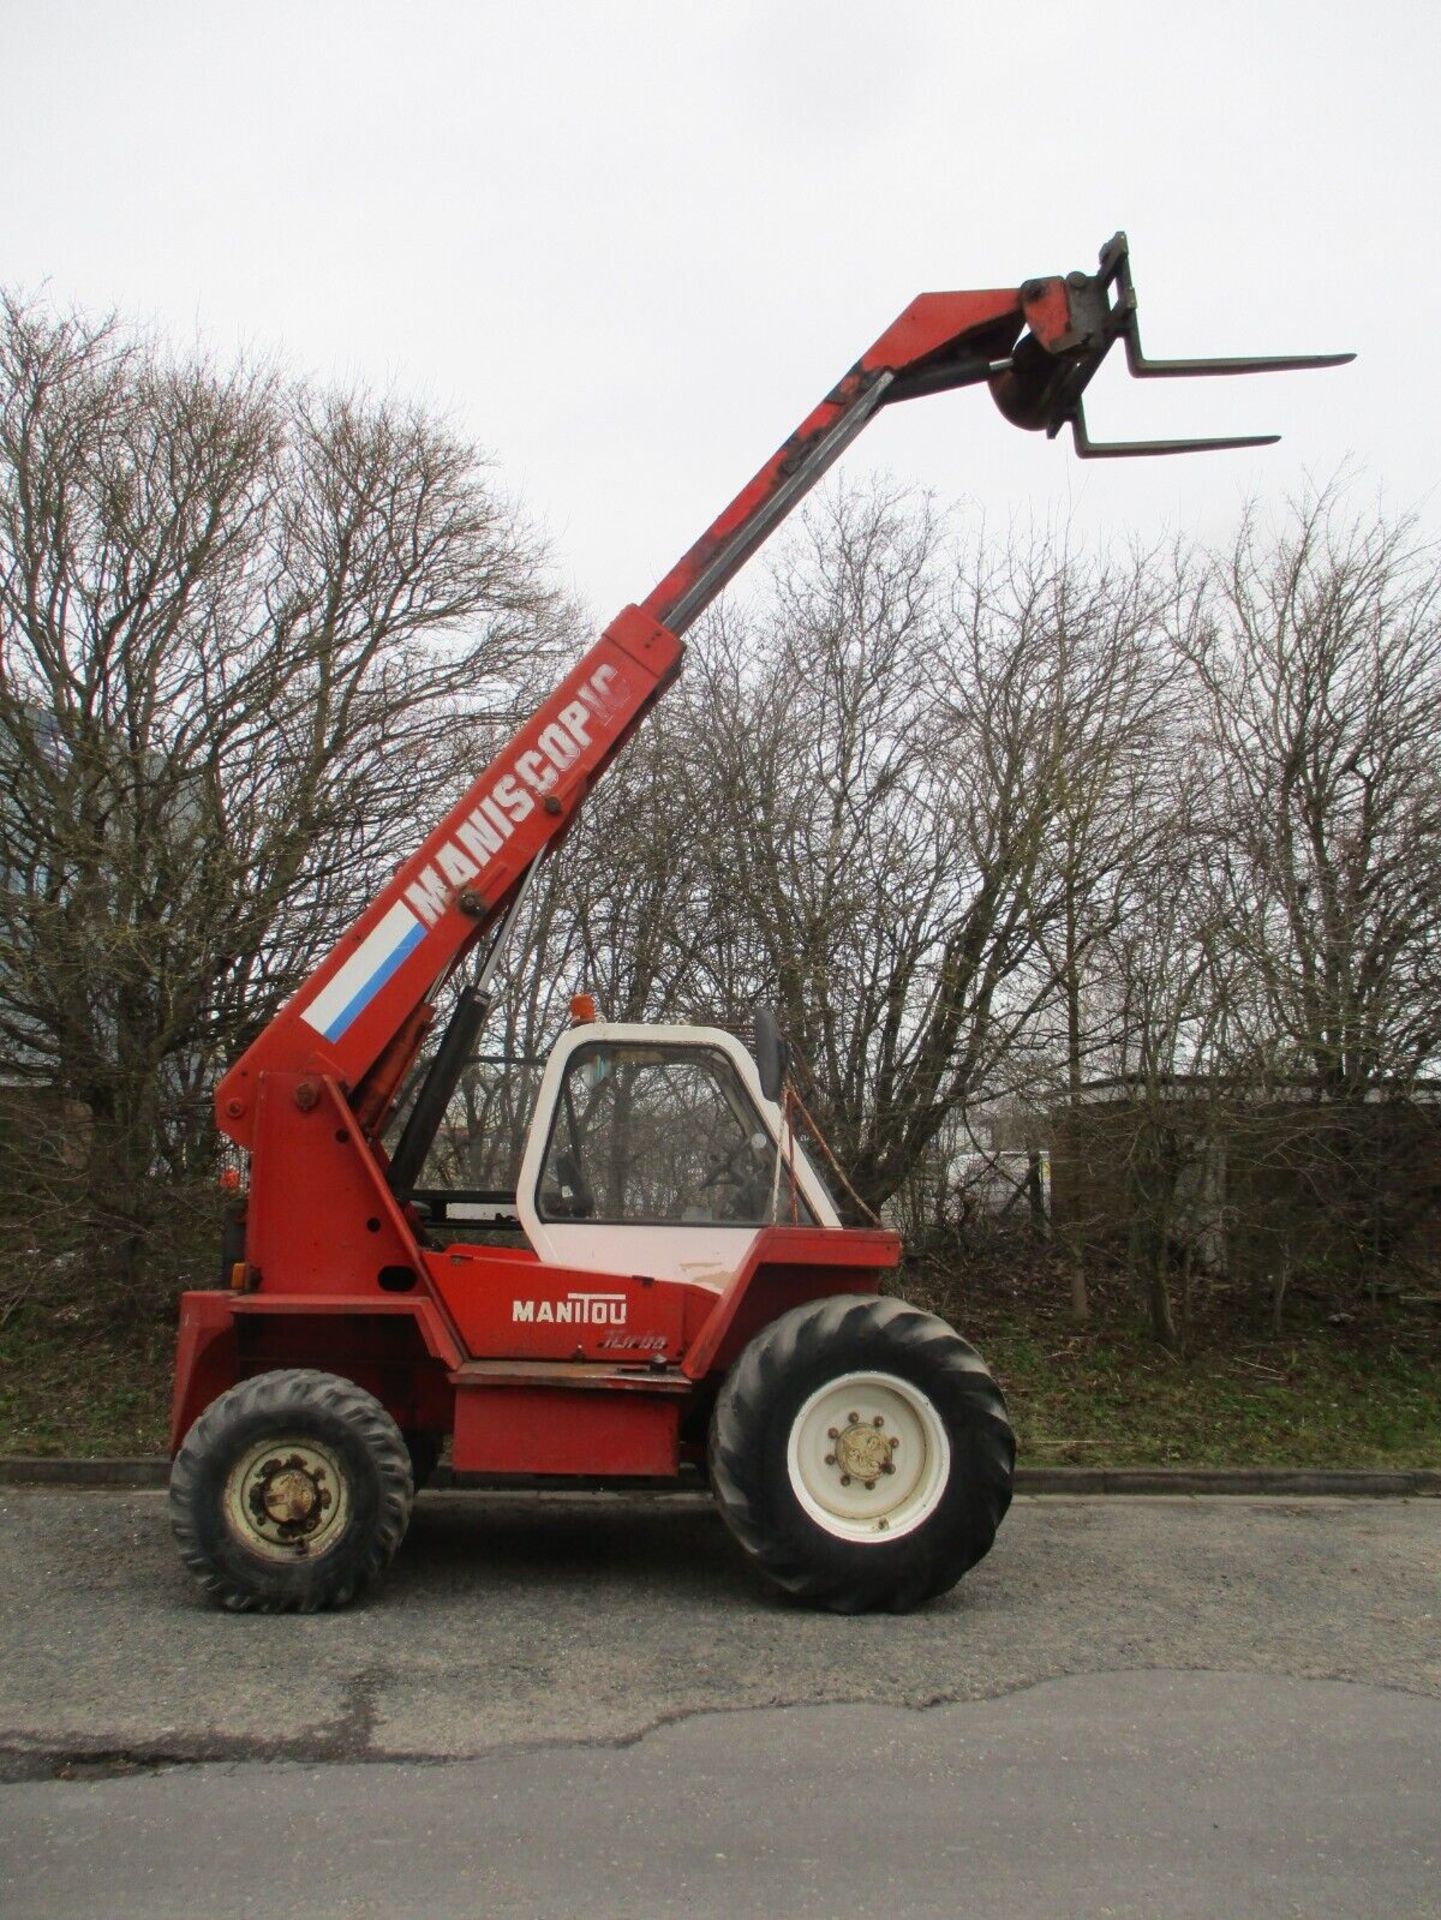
169;234;1349;1613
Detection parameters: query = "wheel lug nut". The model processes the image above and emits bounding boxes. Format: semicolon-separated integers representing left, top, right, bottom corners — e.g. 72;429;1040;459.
881;1461;895;1475
824;1453;837;1466
827;1427;839;1440
846;1412;858;1425
872;1415;884;1428
889;1437;900;1449
840;1474;852;1487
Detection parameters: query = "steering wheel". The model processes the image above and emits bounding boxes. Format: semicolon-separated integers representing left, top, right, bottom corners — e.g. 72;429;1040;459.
699;1137;772;1221
701;1140;756;1191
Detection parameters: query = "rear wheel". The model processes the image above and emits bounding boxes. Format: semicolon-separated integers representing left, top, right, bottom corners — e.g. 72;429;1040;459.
709;1296;1013;1612
169;1370;414;1612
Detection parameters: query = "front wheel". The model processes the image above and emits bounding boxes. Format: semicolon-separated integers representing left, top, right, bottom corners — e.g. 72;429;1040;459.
708;1296;1013;1613
169;1369;414;1612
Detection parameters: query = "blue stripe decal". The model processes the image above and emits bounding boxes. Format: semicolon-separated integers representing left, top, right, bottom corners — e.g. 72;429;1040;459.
320;919;427;1042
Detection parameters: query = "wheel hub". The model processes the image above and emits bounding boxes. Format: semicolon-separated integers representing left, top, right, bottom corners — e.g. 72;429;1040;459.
786;1371;951;1544
224;1437;350;1561
827;1415;898;1489
257;1457;329;1530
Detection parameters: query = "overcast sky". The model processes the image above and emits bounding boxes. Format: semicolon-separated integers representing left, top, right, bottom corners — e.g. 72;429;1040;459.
5;1;1436;620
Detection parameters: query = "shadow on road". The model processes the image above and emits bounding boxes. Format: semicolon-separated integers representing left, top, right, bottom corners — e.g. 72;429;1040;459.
389;1491;774;1610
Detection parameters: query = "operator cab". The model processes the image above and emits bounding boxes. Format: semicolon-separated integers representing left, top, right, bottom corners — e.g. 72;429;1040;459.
404;1011;840;1291
516;1022;839;1291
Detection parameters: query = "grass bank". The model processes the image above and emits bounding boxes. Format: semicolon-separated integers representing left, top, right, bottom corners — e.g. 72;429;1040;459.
2;1261;1438;1466
0;1314;172;1457
914;1251;1441;1469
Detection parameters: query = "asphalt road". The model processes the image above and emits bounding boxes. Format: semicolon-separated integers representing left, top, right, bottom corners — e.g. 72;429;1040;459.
1;1489;1438;1917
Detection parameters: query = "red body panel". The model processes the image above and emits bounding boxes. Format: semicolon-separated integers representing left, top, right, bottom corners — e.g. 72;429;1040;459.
241;1076;440;1298
170;1292;239;1452
452;1387;679;1477
428;1247;691;1363
169;1291;461;1453
680;1226;901;1380
169;1223;902;1459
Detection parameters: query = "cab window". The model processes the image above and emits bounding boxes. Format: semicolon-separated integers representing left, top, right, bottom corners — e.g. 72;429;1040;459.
537;1042;812;1226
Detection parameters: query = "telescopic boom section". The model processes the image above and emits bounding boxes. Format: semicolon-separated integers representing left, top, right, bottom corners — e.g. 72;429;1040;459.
213;235;1349;1154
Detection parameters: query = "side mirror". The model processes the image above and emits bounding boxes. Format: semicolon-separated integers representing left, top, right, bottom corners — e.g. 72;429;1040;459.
753;1005;789;1104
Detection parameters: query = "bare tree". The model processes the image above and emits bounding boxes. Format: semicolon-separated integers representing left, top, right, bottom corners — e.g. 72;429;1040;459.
0;290;564;1315
652;486;1179;1220
1067;756;1239;1347
993;534;1190;1318
1188;494;1441;1098
1054;495;1441;1336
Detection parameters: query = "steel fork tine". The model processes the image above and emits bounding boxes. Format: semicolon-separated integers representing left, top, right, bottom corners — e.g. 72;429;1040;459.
1101;231;1355;380
1068;403;1281;460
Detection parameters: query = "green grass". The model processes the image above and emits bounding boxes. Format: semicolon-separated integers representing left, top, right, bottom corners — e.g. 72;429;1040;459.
982;1324;1441;1468
909;1255;1441;1470
1;1264;1438;1466
0;1315;172;1457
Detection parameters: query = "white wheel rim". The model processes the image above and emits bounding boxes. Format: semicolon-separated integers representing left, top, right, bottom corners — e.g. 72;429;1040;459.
223;1435;351;1564
785;1370;951;1542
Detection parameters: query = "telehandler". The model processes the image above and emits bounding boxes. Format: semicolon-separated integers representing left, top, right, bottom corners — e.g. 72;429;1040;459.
169;234;1349;1611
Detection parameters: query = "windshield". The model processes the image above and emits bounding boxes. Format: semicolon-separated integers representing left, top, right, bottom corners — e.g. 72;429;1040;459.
537;1041;815;1227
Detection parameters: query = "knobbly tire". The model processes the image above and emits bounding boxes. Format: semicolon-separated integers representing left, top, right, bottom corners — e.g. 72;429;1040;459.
169;1370;415;1612
708;1295;1014;1613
